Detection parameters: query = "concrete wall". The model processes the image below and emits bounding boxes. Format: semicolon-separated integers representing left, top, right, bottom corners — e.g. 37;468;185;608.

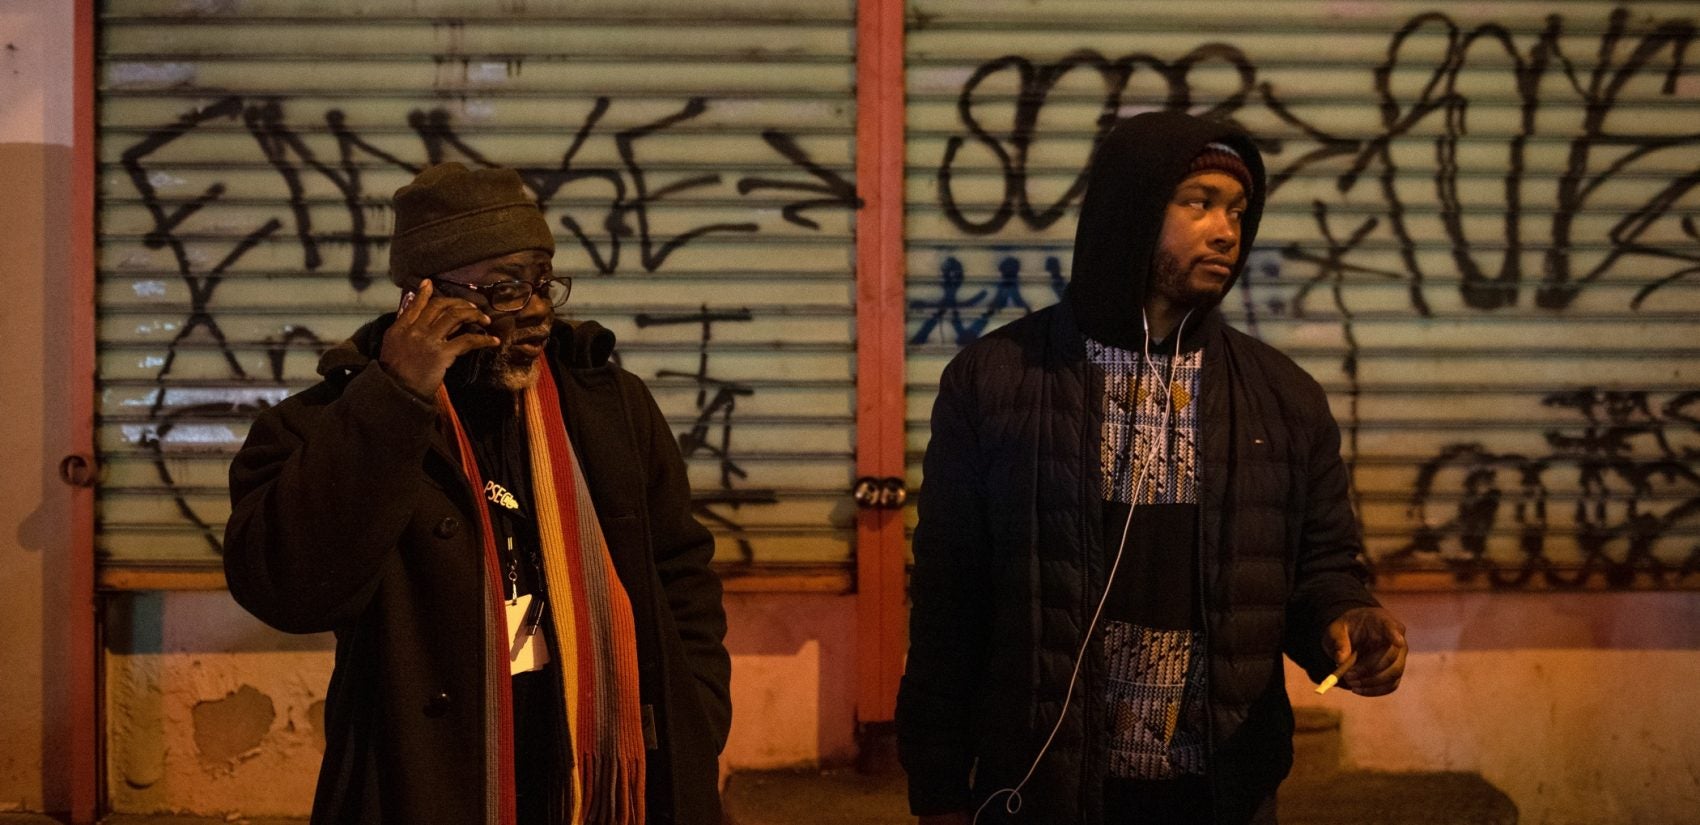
103;590;857;816
87;552;1700;823
104;593;331;814
105;588;1700;824
0;1;74;816
1288;592;1700;825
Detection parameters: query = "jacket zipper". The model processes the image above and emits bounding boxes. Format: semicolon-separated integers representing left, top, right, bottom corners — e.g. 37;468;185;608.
1198;351;1219;821
1081;357;1100;822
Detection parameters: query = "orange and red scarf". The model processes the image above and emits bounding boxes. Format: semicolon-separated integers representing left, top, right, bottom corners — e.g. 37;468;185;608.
439;359;646;825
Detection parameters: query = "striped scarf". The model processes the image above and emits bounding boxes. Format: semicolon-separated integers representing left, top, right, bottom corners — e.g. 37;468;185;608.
439;358;647;825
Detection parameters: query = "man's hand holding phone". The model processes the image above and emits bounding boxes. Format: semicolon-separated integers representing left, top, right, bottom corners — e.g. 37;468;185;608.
379;279;501;398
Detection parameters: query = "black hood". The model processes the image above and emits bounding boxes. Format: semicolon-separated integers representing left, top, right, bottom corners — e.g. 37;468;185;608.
1064;111;1267;351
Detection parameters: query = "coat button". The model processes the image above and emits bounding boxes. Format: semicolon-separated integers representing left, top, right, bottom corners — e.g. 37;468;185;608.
423;692;451;718
433;516;459;538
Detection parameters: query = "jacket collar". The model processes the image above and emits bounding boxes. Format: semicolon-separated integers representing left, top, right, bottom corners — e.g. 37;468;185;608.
1047;298;1224;363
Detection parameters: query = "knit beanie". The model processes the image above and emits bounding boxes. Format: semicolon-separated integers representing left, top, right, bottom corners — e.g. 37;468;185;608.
1186;142;1254;194
387;162;555;286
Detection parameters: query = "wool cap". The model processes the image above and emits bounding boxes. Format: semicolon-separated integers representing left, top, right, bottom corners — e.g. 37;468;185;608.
1185;142;1255;195
387;162;555;286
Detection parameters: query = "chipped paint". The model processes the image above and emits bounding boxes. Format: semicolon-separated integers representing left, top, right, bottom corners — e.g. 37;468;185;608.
145;170;186;189
466;61;509;84
105;62;197;88
180;0;241;16
95;589;1700;822
192;686;275;768
120;423;242;447
461;99;497;121
118;387;293;409
306;701;327;754
100;591;864;816
130;280;168;298
105;593;333;816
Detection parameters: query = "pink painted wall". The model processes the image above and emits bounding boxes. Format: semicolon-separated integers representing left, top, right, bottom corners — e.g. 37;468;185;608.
0;1;75;815
721;593;859;769
109;589;1700;824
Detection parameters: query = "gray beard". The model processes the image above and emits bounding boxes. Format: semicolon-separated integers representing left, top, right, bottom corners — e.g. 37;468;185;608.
465;326;550;393
482;350;541;392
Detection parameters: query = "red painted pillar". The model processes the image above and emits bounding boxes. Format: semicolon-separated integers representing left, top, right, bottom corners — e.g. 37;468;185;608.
853;0;908;748
69;0;101;820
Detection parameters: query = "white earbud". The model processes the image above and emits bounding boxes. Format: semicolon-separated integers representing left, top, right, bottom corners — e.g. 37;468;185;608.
974;307;1194;824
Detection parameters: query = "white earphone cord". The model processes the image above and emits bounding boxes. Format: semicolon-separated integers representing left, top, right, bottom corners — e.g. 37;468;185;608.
974;308;1193;824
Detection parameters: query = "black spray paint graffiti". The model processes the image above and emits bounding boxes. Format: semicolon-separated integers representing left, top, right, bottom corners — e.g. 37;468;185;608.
133;328;317;552
939;43;1259;237
1281;203;1383;509
923;9;1698;586
1392;390;1700;588
634;306;778;564
121;96;277;392
121;97;855;554
937;9;1698;314
414;99;858;276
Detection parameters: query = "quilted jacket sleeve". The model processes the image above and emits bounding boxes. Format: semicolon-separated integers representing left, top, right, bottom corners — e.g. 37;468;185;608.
1282;385;1381;681
897;354;996;816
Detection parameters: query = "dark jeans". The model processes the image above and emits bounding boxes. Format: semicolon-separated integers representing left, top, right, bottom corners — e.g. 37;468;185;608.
513;666;563;825
1104;775;1213;824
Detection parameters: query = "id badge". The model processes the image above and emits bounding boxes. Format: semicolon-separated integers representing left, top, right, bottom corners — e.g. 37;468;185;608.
505;594;551;675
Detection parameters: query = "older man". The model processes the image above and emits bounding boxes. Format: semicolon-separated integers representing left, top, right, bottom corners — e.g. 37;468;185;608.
224;163;730;825
898;112;1407;825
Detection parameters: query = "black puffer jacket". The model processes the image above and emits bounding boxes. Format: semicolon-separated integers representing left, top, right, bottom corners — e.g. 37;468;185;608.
897;112;1378;824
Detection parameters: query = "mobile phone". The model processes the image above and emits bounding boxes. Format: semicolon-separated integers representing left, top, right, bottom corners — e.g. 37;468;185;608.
398;285;487;339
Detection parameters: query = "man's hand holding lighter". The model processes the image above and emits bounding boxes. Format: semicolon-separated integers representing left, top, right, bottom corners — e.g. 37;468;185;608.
1318;606;1408;697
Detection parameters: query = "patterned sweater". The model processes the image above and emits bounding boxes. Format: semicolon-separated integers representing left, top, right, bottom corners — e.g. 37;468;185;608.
1087;336;1208;780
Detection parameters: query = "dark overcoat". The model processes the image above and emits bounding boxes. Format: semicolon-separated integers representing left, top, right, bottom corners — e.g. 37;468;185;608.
224;317;730;825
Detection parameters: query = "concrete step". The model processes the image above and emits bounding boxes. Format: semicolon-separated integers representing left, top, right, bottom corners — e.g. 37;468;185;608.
1282;770;1518;825
723;766;1518;825
1291;704;1345;783
724;768;911;825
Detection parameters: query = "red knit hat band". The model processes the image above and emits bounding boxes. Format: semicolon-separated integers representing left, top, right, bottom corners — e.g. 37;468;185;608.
1187;142;1254;194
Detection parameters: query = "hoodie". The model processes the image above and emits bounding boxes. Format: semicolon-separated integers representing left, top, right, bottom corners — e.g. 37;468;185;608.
1064;111;1268;352
901;110;1377;825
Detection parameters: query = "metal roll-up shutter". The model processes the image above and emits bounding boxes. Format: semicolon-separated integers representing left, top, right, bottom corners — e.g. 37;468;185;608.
904;1;1700;588
97;0;860;577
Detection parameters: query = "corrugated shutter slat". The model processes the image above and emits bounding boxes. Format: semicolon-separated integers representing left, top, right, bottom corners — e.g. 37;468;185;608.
902;1;1700;587
97;1;860;568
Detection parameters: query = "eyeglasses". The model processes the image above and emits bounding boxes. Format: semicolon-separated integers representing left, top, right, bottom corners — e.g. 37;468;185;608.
430;275;573;313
